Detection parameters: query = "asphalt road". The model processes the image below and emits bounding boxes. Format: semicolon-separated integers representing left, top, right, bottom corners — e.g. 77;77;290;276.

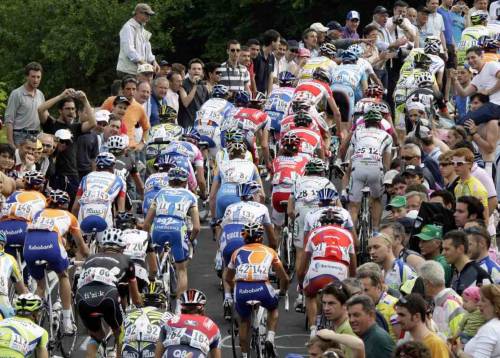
69;223;310;357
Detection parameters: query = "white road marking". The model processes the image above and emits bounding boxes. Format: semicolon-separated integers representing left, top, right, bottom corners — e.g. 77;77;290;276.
220;333;309;349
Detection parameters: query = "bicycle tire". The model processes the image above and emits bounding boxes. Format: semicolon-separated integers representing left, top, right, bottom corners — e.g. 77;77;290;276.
230;310;240;358
58;303;79;358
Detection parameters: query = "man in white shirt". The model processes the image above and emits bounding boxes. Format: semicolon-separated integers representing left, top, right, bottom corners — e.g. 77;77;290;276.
490;0;500;20
272;39;289;85
424;0;448;58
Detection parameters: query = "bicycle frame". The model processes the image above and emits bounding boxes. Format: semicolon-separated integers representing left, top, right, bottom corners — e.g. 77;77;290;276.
357;188;372;264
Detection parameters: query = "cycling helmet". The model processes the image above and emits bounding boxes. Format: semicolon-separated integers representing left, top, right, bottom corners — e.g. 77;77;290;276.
237;181;261;198
278;71;296;87
23;170;45;186
424;37;441;55
415;71;434;87
180;289;207;306
168;167;189;182
95;152;116;169
158;105;178;124
142;280;167;308
292;92;313;112
0;232;6;245
48;189;70;206
364;84;384;98
413;52;432;70
228;141;247;154
211;84;230;99
106;135;129;152
280;132;301;150
154;154;177;172
225;128;245;144
181;127;201;143
293;111;313;127
340;50;358;63
305;158;326;174
319;208;345;226
470;10;488;25
241;222;265;243
101;228;125;248
477;35;498;49
312;67;331;84
234;90;251;106
369;102;390;115
116;212;137;230
14;293;43;314
364;109;383;123
319;42;337;57
347;44;364;58
318;188;339;202
248;92;266;109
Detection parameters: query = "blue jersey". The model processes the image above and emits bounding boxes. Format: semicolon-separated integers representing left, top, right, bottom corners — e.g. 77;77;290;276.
478;256;500;284
143;173;169;214
163;141;204;168
153;187;197;221
331;63;365;90
264;87;295;132
195;98;234;127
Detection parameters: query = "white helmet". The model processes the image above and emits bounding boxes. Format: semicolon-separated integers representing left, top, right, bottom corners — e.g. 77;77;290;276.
106;135;129;151
100;228;125;248
415;71;434;87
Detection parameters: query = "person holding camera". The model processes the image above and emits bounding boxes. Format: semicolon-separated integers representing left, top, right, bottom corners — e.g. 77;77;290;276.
178;58;209;128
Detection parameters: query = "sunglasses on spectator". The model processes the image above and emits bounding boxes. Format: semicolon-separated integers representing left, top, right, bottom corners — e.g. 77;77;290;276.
401;155;415;161
452;160;469;167
230;48;241;53
97;121;108;127
439;162;452;167
290;49;299;53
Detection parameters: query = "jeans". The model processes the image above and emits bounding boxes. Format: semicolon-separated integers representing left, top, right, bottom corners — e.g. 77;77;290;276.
51;174;80;209
457;102;500;126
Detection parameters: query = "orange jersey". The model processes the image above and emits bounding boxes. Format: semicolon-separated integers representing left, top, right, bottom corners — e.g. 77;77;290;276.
1;191;46;222
30;209;80;244
228;243;281;282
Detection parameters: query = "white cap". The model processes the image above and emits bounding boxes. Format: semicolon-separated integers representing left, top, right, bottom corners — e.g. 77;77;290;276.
310;22;329;32
95;109;111;123
137;63;154;74
383;169;399;185
54;129;73;141
406;102;426;113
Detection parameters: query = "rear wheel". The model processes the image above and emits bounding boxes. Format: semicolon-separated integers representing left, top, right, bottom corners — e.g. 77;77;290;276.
230;311;240;358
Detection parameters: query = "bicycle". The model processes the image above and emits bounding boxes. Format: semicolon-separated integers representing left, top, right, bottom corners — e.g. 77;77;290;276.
154;242;177;311
35;259;78;358
357;187;372;264
277;201;295;278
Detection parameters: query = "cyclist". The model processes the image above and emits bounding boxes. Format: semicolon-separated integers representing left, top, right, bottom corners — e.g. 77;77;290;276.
220;181;275;320
297;209;356;337
76;228;142;358
287;158;336;309
0;293;48;358
155;288;222;358
215;128;254;167
119;282;175;358
422;37;445;88
146;122;183;172
354;83;387;119
0;170;47;258
330;50;368;128
0;231;26;319
298;42;338;82
405;71;447;125
346;110;393;231
143;167;200;308
118;212;157;292
195;84;234;158
25;189;89;334
225;223;289;358
457;10;491;66
143;156;174;215
72;152;126;229
347;43;382;94
156;150;198;193
477;35;500;62
288;112;325;159
265;71;296;138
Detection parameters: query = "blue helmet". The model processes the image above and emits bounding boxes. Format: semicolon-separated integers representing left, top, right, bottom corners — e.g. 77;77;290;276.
340;50;358;63
347;44;364;58
0;231;6;245
95;152;116;169
168;167;189;182
234;91;251;106
278;71;296;87
154;154;177;172
182;127;201;142
48;189;70;206
237;181;261;198
23;170;45;186
212;84;229;98
318;188;339;202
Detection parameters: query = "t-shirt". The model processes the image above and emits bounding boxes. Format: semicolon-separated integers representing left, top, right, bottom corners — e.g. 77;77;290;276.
471;61;500;105
454;175;489;209
178;78;210;129
450;12;465;44
76;132;99;174
335;319;355;358
43;119;82;177
422;332;450;358
253;51;275;94
423;12;445;37
361;323;395;358
434;255;453;287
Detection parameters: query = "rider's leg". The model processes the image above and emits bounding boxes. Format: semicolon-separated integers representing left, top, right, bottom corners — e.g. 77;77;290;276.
35;278;45;300
305;294;318;328
175;261;188;298
348;201;360;229
266;307;279;342
239;318;251;354
86;329;106;358
371;197;382;231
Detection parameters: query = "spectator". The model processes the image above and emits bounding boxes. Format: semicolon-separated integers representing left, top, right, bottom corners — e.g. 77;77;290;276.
254;29;280;94
101;78;150;149
386;196;408;220
301;28;319;58
166;71;181;113
346;295;395;357
100;116;123;153
136;63;155;84
5;62;45;147
401;143;442;190
342;11;361;40
247;38;260;94
443;230;492;295
135;80;152;124
423;0;448;53
272;39;288;83
392;175;408;196
387;1;417;46
450;1;467;44
419;260;465;338
204;62;222;94
407;7;418;25
312;329;365;358
219;40;251;95
429;189;456;210
438;0;457;71
453;65;472;118
170;63;186;78
0;144;16;196
320;283;354;339
93;109;111;151
454;196;486;229
415;6;433;46
149;77;169;126
116;3;159;76
380;221;425;272
327;21;364;50
284;40;300;75
75;128;99;181
36;133;55;178
178;58;210;128
465;226;500;283
238;46;256;95
159;60;171;77
462;284;500;357
310;23;329;45
453;286;486;344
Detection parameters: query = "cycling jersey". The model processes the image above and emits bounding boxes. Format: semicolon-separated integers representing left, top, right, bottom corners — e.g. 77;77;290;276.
215;148;253;168
400;49;444;77
123;228;153;285
331;63;366;90
220;107;270;150
384;259;417;291
376;291;399;341
477;256;500;284
457;25;491;65
433;288;465;338
305;224;354;264
0;251;22;318
77;253;135;290
159;313;221;357
352;116;394;136
279;114;326;140
272;155;308;189
1;190;46;222
120;306;168;353
288;127;322;158
156;150;198;192
77;171;127;227
299;56;337;82
294;80;333;109
264;87;295;133
195;98;234;148
349;127;393;167
164;140;204;168
143;172;170;214
30;208;79;242
229;242;280;282
303;206;353;233
0;316;48;358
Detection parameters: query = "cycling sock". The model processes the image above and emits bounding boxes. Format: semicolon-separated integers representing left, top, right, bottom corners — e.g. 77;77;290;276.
266;330;275;343
224;293;232;300
62;309;72;320
242;353;248;358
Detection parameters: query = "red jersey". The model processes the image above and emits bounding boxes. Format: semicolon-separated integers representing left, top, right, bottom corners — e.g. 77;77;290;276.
279;114;322;140
289;128;322;157
231;107;270;134
160;313;221;356
272;155;308;187
294;80;333;105
305;225;355;266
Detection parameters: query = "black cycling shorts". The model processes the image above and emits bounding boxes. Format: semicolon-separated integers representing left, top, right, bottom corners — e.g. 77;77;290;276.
76;284;123;332
332;91;350;123
122;342;156;357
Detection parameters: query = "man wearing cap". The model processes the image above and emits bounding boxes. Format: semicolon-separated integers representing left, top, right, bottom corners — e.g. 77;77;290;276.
310;22;329;45
416;224;452;285
136;63;155;84
386;196;408;220
343;11;361;40
402;165;426;187
327;22;366;49
159;60;171;77
117;3;159;77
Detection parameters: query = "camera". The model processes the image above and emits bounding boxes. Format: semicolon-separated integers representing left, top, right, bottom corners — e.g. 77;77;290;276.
394;16;404;25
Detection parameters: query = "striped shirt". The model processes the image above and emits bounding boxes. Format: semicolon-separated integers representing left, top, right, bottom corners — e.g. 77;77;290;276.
218;62;250;92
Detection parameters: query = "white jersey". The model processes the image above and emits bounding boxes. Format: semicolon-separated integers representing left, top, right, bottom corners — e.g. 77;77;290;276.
350;127;393;166
218;159;257;184
123;229;149;262
357;57;375;76
303;206;354;233
292;175;336;208
195;98;233;127
215;148;253;168
221;201;271;228
427;53;445;77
